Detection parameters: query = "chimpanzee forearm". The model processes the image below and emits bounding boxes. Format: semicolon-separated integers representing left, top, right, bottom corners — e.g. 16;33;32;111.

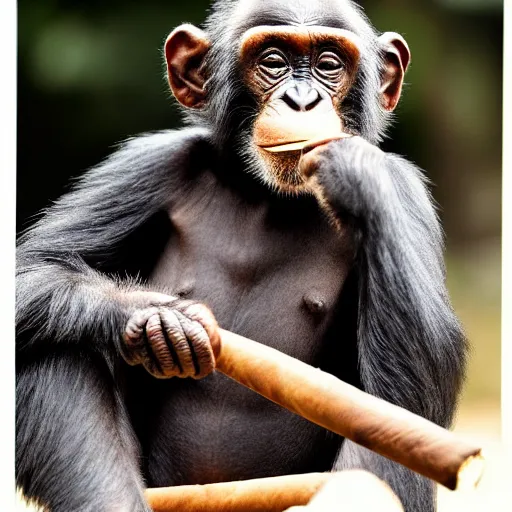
16;128;211;357
16;255;143;356
308;138;466;512
356;153;466;425
308;138;466;426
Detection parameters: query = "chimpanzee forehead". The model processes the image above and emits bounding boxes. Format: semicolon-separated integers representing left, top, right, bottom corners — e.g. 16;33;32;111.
240;26;363;61
233;0;365;34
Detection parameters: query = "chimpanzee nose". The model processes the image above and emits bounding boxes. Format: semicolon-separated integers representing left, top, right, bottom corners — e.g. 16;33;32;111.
283;84;322;112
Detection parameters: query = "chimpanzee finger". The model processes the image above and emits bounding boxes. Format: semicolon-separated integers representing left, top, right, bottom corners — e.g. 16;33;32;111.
180;302;221;359
145;312;181;378
122;307;159;366
174;309;216;379
159;308;196;377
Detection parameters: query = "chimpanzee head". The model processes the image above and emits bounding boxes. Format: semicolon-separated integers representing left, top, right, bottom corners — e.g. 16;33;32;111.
164;0;410;192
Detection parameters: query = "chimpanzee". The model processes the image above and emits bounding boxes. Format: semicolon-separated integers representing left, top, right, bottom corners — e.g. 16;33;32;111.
16;1;466;511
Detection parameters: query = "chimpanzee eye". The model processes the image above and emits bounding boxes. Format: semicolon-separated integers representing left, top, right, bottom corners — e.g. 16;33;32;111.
316;52;343;75
259;51;289;77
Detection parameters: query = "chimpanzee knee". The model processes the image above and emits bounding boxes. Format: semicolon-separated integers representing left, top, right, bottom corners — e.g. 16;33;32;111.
16;349;150;512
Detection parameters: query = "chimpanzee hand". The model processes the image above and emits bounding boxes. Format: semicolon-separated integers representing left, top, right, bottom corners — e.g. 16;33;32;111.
300;136;390;223
121;292;221;379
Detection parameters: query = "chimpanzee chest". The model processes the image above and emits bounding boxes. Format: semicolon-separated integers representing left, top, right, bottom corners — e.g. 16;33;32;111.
131;169;356;487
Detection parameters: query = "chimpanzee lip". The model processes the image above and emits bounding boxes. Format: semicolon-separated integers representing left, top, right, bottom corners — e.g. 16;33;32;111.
260;134;351;153
259;140;309;153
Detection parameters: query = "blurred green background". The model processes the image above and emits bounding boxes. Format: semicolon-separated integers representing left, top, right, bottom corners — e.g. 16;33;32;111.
17;0;502;420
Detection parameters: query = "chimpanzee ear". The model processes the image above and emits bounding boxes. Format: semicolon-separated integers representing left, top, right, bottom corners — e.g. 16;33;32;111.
378;32;411;112
165;24;211;109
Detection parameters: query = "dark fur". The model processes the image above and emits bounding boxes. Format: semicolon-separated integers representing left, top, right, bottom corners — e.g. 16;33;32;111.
16;1;466;511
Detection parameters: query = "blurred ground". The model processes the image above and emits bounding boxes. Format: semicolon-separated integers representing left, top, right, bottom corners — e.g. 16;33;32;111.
437;240;505;511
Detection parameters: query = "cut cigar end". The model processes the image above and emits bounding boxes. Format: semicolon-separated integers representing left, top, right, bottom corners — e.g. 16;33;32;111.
455;452;485;491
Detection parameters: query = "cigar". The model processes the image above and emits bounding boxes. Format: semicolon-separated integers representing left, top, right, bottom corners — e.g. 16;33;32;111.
261;133;352;153
214;329;484;491
145;473;331;512
145;470;405;512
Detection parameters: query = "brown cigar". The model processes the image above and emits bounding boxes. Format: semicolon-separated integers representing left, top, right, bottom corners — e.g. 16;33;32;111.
145;470;405;512
146;473;331;512
214;329;484;491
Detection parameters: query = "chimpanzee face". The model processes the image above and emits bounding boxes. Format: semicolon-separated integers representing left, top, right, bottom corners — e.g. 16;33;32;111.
239;25;361;191
164;1;410;193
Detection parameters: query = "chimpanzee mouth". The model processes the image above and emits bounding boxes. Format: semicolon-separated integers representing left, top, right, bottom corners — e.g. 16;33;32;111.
260;141;310;153
260;133;352;154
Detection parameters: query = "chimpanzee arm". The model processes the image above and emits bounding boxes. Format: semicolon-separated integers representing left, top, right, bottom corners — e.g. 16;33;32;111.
16;128;211;359
302;137;467;511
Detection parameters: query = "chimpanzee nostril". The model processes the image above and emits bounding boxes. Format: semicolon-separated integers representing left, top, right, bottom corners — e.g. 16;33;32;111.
283;86;322;112
303;89;322;110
